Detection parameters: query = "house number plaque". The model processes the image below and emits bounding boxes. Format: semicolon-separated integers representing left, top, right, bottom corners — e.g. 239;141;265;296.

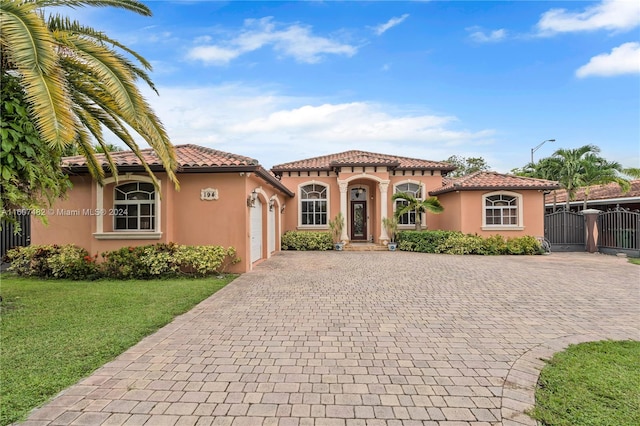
200;188;219;201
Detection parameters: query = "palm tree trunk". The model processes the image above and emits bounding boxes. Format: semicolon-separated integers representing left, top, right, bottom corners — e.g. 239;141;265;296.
415;212;422;231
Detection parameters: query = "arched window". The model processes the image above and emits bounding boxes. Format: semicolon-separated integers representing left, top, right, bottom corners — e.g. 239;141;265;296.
483;192;522;227
300;183;328;226
394;182;422;225
114;182;156;231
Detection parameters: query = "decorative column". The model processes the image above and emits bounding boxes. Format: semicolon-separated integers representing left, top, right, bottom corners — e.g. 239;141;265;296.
379;181;390;242
581;209;601;253
338;181;349;242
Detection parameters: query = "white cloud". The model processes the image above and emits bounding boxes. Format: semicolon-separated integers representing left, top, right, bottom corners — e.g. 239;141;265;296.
372;14;410;36
576;42;640;78
130;84;495;169
537;0;640;34
187;17;357;65
467;28;507;43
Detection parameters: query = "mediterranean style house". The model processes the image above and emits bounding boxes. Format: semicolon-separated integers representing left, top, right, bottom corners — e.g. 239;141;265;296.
31;145;560;272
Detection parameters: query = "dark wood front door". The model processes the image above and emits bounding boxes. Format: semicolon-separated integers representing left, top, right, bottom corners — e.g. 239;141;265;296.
351;201;367;240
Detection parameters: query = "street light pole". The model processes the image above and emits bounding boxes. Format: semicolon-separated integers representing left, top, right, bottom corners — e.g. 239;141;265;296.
531;139;556;163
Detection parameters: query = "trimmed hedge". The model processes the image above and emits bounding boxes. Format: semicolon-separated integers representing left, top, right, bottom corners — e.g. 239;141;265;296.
281;231;333;251
397;230;542;255
6;243;240;280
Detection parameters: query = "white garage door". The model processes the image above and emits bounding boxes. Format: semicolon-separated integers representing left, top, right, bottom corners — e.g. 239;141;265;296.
268;204;276;255
250;198;262;263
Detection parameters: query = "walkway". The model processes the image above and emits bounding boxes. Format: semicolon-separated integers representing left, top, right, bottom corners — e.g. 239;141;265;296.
21;252;639;426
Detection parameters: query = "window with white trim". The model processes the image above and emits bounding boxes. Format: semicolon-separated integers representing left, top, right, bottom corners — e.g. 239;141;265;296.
484;193;519;226
394;182;421;225
114;182;156;231
300;183;327;226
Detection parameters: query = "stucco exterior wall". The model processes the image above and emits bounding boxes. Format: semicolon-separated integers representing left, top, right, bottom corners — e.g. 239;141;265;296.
436;190;547;237
31;171;290;273
278;174;338;233
31;175;95;250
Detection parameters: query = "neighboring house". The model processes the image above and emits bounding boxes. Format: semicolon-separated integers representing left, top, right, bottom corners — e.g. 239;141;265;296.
545;180;640;212
429;171;560;236
30;145;294;273
31;146;559;271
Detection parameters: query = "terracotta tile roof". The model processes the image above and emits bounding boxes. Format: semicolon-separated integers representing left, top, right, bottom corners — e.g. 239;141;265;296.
545;180;640;204
271;150;455;172
62;144;294;197
429;171;560;195
62;144;259;169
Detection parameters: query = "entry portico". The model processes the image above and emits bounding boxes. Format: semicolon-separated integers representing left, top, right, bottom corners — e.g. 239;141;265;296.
272;151;456;244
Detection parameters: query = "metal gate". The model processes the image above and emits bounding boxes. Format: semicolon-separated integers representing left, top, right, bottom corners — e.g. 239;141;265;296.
1;212;31;259
598;207;640;257
544;210;585;251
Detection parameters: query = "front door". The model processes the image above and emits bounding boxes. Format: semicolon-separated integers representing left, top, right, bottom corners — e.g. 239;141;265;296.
351;201;367;240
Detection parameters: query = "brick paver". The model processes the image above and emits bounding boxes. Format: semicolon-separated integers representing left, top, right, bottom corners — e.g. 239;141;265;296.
21;252;639;425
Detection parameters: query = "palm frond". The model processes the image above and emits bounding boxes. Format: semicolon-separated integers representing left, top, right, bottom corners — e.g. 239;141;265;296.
47;14;153;70
36;0;151;17
1;0;76;147
59;34;141;122
74;127;105;183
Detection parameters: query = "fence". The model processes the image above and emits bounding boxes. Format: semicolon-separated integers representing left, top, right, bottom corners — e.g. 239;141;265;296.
1;212;31;259
597;207;640;258
544;210;585;252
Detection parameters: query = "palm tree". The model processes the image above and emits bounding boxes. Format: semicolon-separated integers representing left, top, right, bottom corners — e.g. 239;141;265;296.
579;155;630;210
520;145;631;211
0;0;177;188
392;191;444;231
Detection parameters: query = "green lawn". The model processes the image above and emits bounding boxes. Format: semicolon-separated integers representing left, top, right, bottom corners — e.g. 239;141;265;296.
628;258;640;265
531;340;640;426
0;274;235;426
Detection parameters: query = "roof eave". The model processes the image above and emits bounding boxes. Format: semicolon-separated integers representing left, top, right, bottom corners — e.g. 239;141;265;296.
430;185;561;196
255;167;295;198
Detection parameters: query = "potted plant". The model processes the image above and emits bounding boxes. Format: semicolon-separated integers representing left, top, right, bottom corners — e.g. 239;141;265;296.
382;216;398;251
329;212;345;251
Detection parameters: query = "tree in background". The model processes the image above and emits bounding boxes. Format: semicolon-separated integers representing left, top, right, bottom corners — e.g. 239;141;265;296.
94;143;123;154
444;155;490;177
1;0;178;222
515;144;630;210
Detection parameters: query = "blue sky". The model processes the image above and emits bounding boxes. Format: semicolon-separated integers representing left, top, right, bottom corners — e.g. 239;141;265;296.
72;0;639;171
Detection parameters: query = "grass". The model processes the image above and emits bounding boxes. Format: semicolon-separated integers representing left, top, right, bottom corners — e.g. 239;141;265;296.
0;274;235;426
530;340;640;426
628;258;640;265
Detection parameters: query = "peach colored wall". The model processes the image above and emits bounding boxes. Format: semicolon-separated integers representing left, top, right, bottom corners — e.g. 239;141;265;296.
278;175;338;233
434;192;462;231
437;190;547;237
31;175;94;250
278;171;448;242
31;171;291;273
171;173;248;272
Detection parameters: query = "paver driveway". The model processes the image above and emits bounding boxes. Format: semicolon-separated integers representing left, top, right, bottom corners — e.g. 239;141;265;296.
21;252;639;426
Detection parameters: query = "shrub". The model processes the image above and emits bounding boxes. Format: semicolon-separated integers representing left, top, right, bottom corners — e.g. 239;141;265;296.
506;235;542;255
47;245;100;280
479;234;507;255
281;231;333;251
6;243;240;280
6;244;98;280
396;231;542;256
436;233;485;255
101;243;240;279
397;230;464;253
101;245;153;279
175;246;239;276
